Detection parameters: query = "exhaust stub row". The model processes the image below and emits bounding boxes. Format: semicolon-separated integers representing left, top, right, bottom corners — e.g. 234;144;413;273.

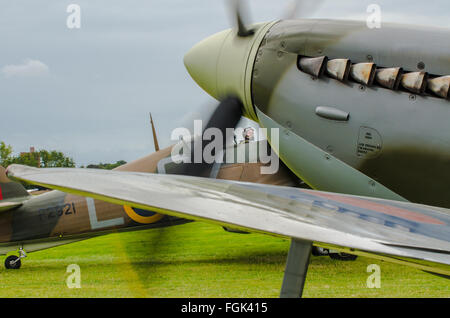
296;55;449;99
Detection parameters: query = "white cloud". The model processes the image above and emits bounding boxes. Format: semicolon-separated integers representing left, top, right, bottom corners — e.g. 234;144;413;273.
2;59;49;78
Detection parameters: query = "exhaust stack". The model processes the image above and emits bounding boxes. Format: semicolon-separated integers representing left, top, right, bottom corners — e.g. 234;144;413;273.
350;63;376;86
375;67;403;90
326;59;351;82
401;71;428;94
427;76;450;99
297;56;328;78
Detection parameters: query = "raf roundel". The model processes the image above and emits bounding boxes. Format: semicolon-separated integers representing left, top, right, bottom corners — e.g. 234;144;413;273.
123;205;163;224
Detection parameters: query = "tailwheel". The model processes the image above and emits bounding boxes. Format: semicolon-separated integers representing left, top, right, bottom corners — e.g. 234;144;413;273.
5;255;21;269
5;247;27;269
329;252;358;261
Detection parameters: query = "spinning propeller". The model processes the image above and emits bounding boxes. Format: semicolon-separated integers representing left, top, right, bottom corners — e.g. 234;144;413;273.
146;0;328;277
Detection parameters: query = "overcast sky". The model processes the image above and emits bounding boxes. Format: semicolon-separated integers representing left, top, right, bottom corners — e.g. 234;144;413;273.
1;0;449;166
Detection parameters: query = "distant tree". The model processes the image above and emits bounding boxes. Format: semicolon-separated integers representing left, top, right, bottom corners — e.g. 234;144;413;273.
39;150;75;168
0;141;76;188
0;141;13;167
86;160;127;170
9;152;40;168
4;149;75;168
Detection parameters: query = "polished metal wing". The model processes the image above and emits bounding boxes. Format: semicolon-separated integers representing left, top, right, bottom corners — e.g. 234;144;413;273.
7;164;450;276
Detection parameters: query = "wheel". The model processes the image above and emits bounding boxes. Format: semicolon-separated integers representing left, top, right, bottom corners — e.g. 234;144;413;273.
311;247;329;256
329;253;358;261
5;255;21;269
311;247;321;256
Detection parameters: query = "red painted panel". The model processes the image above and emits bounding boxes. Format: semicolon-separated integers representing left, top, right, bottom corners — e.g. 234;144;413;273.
304;190;444;225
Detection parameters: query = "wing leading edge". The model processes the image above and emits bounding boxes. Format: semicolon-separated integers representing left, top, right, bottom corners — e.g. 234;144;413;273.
6;164;450;276
0;200;23;212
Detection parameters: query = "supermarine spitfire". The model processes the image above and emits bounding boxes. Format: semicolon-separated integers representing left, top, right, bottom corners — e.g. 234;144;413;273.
3;1;450;298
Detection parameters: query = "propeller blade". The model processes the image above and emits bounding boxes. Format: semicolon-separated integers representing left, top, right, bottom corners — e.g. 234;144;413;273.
229;0;254;37
180;96;243;176
140;98;242;265
283;0;324;20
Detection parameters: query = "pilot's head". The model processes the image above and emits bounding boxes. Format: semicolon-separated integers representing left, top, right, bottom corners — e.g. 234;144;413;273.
243;127;255;142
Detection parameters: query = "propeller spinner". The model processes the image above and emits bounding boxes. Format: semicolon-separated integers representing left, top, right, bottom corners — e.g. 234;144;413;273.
184;1;321;119
184;21;272;120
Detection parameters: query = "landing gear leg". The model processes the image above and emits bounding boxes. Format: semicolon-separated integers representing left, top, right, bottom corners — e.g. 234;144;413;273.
280;239;312;298
5;247;27;270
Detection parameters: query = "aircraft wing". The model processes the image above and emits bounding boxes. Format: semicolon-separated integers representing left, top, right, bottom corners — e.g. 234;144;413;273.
7;164;450;276
0;200;23;212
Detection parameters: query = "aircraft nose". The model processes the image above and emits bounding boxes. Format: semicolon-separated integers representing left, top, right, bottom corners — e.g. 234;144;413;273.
184;29;230;100
184;22;273;120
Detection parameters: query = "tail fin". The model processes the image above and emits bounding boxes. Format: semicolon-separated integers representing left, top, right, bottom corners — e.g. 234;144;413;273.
0;166;29;201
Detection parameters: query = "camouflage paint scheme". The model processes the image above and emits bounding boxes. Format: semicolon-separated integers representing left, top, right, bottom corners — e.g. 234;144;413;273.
250;19;450;208
0;141;297;254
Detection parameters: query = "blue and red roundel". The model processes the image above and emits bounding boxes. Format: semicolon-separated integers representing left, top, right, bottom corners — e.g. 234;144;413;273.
123;205;163;224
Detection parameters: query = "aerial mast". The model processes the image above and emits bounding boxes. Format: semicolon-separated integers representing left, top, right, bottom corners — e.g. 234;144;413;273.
150;113;160;152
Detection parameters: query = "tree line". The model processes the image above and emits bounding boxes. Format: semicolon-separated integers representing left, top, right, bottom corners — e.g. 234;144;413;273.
0;141;75;168
1;141;126;170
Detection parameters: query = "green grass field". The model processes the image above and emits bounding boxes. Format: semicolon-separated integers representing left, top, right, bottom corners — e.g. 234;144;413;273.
0;222;448;298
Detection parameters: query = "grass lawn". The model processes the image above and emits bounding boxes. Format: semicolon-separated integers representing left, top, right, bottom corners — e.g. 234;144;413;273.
0;222;448;297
